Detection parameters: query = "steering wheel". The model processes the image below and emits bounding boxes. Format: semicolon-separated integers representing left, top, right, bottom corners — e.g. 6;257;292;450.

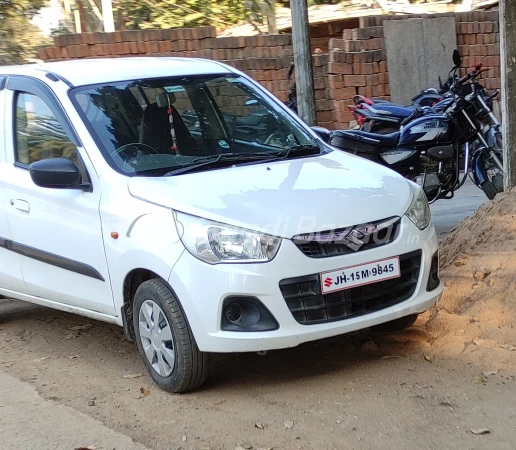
263;132;285;147
110;143;159;171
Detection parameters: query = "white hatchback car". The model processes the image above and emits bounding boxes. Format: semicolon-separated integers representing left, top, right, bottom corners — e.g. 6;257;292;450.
0;58;442;392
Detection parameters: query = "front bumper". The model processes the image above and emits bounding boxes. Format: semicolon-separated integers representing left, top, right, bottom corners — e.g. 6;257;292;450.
168;217;443;353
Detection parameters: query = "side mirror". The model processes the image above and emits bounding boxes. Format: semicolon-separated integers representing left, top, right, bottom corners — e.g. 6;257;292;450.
29;158;86;190
311;126;331;144
453;49;462;69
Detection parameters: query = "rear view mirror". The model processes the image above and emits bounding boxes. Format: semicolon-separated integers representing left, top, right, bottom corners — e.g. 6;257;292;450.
29;158;88;190
311;126;331;143
453;50;462;68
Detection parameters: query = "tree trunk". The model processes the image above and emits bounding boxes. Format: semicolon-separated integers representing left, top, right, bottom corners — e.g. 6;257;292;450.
265;0;277;35
75;0;88;33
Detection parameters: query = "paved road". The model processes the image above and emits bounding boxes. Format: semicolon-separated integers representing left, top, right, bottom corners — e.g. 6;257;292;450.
0;370;150;450
431;178;487;238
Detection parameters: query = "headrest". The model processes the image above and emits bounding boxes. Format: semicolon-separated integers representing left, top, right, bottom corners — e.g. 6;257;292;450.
156;91;176;108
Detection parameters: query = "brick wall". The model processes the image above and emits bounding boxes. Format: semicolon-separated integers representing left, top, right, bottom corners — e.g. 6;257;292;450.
456;12;501;91
324;10;500;128
39;10;501;130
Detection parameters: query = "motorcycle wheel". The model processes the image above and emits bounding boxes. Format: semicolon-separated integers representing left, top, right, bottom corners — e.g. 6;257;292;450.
480;137;504;200
480;180;499;200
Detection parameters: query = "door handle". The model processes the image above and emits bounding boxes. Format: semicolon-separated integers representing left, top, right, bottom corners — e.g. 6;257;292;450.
10;199;30;212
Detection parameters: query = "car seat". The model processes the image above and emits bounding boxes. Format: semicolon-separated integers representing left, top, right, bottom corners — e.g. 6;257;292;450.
139;91;202;156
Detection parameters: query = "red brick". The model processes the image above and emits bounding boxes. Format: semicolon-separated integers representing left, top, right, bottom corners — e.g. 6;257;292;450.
328;62;353;74
121;42;131;55
134;41;144;54
379;72;389;84
345;40;362;52
363;63;374;75
316;99;333;111
317;111;334;123
465;34;476;45
344;75;366;87
315;89;327;101
342;29;354;41
333;87;358;101
82;33;95;45
37;48;48;60
379;61;388;72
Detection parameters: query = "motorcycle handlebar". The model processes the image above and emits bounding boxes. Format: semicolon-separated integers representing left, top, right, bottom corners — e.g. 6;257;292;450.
457;73;471;84
457;62;486;85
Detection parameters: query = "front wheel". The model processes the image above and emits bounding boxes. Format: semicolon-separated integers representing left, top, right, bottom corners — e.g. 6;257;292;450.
133;279;209;393
480;146;504;200
480;179;500;200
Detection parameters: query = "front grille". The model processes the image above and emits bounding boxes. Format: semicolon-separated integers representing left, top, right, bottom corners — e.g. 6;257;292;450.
292;217;401;258
279;250;422;325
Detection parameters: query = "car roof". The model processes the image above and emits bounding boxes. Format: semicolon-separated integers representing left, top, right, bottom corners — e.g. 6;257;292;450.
0;57;232;87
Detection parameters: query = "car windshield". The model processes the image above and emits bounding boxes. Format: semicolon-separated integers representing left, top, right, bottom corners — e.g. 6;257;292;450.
70;74;319;176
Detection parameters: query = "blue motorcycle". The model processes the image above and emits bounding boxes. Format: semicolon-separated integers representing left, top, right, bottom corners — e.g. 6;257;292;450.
328;51;504;202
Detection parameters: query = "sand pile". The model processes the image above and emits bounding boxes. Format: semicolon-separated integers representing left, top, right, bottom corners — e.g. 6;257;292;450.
378;189;516;370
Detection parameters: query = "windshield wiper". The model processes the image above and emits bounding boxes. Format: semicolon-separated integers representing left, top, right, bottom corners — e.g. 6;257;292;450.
164;152;275;176
276;144;321;160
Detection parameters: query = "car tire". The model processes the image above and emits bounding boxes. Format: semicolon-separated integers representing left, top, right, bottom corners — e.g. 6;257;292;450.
372;314;418;332
133;279;209;393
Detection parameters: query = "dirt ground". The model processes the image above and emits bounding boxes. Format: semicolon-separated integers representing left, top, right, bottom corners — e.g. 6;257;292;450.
1;191;516;450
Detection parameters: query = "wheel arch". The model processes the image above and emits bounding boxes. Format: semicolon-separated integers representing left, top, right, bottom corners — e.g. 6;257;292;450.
121;268;164;341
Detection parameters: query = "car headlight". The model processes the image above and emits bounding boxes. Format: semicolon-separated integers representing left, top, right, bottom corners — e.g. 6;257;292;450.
175;212;282;264
405;185;431;230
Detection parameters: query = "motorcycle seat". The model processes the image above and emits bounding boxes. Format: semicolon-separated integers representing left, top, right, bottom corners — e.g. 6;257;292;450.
331;130;400;148
364;104;415;118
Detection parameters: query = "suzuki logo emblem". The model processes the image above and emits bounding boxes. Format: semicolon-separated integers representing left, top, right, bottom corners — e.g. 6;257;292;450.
323;277;333;288
344;229;366;252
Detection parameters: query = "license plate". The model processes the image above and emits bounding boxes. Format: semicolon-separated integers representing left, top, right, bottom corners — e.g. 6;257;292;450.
321;256;401;294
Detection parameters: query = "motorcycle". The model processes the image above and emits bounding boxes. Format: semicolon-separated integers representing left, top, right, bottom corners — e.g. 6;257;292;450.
328;50;504;202
349;71;459;134
349;96;454;134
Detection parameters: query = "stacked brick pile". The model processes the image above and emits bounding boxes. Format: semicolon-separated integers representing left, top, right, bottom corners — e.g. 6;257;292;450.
38;10;502;130
38;27;217;59
327;16;390;129
39;27;334;128
455;11;501;91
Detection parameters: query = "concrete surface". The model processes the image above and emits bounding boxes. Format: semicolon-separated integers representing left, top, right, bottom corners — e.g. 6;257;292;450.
431;177;488;238
0;370;150;450
384;17;458;105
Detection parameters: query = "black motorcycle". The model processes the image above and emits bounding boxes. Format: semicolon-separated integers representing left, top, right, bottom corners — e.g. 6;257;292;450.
327;50;504;202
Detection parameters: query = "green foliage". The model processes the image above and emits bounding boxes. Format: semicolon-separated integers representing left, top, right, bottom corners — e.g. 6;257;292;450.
114;0;246;30
0;0;50;65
